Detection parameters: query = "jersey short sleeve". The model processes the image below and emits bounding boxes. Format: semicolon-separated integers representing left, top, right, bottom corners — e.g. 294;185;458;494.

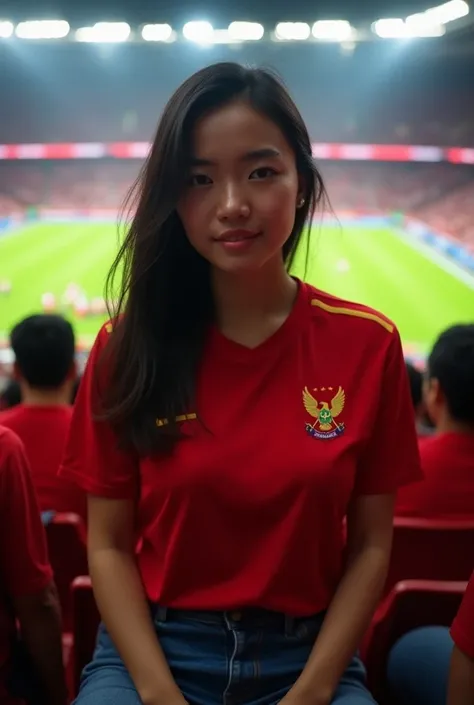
451;573;474;659
58;324;139;499
0;427;53;597
354;328;423;495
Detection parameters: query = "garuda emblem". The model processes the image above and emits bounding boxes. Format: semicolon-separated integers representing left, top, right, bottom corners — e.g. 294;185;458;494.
303;386;346;440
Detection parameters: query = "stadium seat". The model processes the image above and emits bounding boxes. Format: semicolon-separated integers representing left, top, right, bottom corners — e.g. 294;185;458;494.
45;513;88;632
71;577;100;696
364;579;466;704
385;517;474;596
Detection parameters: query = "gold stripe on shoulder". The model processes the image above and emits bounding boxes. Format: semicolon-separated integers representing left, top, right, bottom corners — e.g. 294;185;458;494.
156;413;197;428
311;299;394;333
105;322;113;334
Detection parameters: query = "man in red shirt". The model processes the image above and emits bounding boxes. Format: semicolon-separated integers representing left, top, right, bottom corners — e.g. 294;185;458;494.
396;324;474;519
0;425;67;705
0;315;85;521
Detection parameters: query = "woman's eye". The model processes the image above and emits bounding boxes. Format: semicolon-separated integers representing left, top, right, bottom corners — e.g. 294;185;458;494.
249;167;278;180
189;174;212;187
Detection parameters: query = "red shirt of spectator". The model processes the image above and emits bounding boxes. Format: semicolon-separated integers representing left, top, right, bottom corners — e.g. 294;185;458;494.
0;405;85;521
451;571;474;659
396;432;474;519
60;282;421;616
0;426;53;705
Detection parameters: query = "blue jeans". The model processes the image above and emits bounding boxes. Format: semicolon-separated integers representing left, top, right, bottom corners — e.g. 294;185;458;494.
74;607;376;705
386;626;453;705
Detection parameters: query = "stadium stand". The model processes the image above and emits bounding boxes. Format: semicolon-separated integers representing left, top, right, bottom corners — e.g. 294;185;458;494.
364;579;466;703
2;160;474;247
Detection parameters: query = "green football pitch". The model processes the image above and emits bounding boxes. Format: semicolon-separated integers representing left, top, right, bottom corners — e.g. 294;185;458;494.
1;220;473;356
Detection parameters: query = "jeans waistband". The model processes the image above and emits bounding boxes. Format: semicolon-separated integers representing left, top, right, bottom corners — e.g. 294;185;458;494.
153;605;325;635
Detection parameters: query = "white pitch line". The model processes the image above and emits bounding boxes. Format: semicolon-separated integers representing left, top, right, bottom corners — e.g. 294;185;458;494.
391;227;474;291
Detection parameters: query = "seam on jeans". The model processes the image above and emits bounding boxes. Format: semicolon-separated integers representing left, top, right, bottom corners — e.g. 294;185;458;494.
223;614;238;705
254;629;263;680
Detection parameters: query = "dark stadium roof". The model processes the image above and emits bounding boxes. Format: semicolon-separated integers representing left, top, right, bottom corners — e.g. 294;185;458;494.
1;0;440;24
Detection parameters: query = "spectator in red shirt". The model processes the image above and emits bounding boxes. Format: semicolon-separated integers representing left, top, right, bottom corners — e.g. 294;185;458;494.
60;63;421;705
396;324;474;519
0;315;85;520
0;425;67;705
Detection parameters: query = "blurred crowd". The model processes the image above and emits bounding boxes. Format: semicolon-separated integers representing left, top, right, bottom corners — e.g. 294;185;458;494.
1;161;474;248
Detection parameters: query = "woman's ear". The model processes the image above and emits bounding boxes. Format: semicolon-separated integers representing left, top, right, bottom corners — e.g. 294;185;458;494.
296;175;307;209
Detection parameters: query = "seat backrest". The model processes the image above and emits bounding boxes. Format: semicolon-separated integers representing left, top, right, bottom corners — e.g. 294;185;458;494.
385;517;474;596
45;513;88;632
71;577;100;696
366;579;466;701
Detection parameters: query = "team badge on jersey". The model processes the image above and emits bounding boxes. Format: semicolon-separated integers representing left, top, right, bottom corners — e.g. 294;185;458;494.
303;386;346;440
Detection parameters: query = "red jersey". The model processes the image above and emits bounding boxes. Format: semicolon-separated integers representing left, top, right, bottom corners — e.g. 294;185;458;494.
0;426;53;705
451;572;474;659
396;432;474;520
60;281;421;616
0;405;85;521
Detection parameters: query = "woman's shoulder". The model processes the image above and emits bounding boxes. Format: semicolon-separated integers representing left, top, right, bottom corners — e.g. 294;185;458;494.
304;282;397;338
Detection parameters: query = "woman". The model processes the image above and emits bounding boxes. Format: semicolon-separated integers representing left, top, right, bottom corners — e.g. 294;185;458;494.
60;63;422;705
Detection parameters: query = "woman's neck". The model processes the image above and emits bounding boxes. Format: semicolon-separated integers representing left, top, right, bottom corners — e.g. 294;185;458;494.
212;260;298;348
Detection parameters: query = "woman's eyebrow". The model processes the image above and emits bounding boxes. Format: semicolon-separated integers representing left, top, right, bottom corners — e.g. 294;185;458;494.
188;147;281;167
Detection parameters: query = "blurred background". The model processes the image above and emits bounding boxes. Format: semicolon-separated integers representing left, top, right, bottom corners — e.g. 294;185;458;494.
1;0;474;375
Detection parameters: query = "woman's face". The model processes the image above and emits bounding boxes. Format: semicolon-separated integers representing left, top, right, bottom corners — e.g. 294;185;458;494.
177;99;304;273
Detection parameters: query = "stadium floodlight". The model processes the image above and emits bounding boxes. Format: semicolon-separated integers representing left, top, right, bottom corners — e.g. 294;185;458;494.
182;21;214;44
275;22;311;41
312;20;353;41
0;20;14;38
372;17;444;37
141;24;174;42
75;22;131;43
424;0;469;25
405;13;446;35
372;18;407;37
228;21;264;41
15;20;70;39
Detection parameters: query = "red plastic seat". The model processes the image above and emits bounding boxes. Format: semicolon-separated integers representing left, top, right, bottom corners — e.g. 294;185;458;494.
365;579;466;704
71;576;100;696
385;517;474;596
45;513;88;632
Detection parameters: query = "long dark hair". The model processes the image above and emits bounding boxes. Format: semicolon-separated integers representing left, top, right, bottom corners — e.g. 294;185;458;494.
101;62;327;455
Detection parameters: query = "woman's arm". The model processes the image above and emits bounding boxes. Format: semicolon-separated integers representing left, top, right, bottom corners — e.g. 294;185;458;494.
448;646;474;705
287;493;394;705
88;495;186;705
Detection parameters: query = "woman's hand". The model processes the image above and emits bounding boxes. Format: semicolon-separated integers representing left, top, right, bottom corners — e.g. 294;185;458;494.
140;685;188;705
278;682;332;705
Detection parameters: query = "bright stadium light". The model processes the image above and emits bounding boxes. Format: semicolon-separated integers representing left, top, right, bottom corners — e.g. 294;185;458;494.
15;20;70;39
75;22;131;43
372;16;445;37
182;21;214;44
141;24;174;42
405;13;446;35
228;21;264;41
275;22;311;40
0;20;14;38
312;20;353;41
424;0;469;24
372;18;407;37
